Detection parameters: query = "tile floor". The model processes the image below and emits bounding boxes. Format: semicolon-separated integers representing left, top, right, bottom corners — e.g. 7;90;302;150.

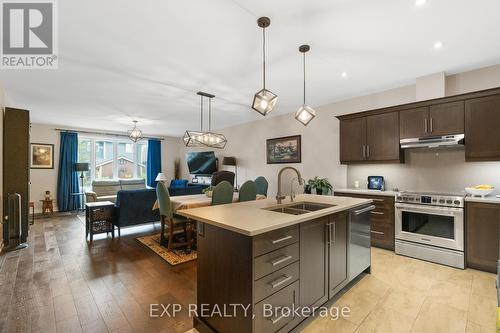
302;247;497;333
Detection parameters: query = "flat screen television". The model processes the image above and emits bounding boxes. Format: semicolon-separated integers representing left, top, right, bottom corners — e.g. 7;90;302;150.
186;151;217;175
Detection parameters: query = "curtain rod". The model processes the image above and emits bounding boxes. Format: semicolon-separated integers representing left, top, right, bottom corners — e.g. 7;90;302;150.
54;128;165;141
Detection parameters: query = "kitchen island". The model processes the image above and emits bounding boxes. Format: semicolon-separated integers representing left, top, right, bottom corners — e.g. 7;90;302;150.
177;194;373;333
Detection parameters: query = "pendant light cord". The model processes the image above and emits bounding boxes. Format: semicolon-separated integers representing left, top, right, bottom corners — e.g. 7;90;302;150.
303;52;306;105
262;27;266;90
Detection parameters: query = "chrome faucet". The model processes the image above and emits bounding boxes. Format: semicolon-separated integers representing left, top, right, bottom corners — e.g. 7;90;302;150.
276;167;304;204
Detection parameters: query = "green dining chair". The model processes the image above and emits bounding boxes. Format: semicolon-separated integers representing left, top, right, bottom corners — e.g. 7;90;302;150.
156;182;194;251
255;176;268;197
211;181;234;206
239;181;257;202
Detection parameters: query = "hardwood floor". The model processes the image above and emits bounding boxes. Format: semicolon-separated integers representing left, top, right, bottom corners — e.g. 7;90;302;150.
0;214;196;333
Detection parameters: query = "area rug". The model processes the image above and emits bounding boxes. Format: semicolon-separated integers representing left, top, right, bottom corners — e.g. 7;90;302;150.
136;233;197;266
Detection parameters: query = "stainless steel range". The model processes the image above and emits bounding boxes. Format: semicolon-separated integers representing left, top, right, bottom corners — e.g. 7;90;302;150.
395;191;465;269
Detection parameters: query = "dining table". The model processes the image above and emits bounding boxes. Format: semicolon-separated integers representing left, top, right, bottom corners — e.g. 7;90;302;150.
152;193;266;212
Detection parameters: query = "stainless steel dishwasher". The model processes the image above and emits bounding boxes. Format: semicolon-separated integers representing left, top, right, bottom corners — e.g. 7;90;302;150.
349;204;375;280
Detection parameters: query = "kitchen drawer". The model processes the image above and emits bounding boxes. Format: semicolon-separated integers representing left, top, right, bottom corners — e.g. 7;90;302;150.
253;225;299;257
370;219;394;249
254;243;299;280
254;262;299;303
254;281;299;333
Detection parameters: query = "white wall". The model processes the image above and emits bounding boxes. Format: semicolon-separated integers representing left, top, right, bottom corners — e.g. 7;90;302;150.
179;84;417;196
30;123;60;212
347;149;500;194
29;123;181;212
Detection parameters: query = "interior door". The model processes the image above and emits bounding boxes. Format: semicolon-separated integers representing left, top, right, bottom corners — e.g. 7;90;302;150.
465;95;500;161
340;117;366;163
429;101;464;136
399;107;429;139
3;108;30;244
299;217;328;308
366;112;400;161
329;212;348;298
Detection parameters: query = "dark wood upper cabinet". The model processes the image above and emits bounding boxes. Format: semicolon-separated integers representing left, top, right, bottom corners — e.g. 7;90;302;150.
429;101;464;136
366;112;400;161
466;202;500;273
340;112;401;164
340;117;366;163
399;107;429;139
338;87;500;164
465;95;500;161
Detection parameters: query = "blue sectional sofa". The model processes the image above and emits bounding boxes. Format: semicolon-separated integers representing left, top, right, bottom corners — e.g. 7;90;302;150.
114;188;160;232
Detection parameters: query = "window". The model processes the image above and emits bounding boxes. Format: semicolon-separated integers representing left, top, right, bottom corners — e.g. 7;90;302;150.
137;142;147;180
77;137;148;188
77;139;92;188
95;140;114;180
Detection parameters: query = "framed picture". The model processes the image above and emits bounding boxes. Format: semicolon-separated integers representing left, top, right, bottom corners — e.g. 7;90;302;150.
31;143;54;169
266;135;301;164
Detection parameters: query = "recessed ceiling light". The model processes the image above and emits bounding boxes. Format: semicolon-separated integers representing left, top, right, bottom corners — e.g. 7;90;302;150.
433;41;443;49
415;0;427;6
341;72;347;78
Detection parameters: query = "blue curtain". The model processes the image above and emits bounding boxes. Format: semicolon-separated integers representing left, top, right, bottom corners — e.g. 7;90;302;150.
57;132;80;211
147;139;162;188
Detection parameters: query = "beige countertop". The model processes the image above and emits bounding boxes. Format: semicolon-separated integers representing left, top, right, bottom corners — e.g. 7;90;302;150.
465;195;500;204
334;188;398;197
176;194;372;236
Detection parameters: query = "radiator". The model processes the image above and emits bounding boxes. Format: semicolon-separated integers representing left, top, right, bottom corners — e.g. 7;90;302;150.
5;193;26;250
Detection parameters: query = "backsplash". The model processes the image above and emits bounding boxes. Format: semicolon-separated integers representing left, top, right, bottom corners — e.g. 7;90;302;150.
347;148;500;195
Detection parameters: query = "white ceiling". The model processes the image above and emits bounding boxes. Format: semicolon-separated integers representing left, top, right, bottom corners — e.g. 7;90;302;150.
2;0;500;137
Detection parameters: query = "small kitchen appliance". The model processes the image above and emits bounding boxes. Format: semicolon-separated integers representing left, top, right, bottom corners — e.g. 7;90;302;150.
367;176;384;191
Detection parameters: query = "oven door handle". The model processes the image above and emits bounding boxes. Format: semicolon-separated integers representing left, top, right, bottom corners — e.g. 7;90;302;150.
395;203;464;214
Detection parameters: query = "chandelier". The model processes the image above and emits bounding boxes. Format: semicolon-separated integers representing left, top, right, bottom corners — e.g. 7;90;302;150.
127;120;143;142
183;92;227;149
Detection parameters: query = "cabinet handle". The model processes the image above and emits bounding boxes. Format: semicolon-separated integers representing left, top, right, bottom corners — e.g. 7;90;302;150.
366;145;370;158
270;255;293;267
430;117;433;132
424;118;428;133
332;221;336;246
370;211;384;215
372;199;385;202
271;235;292;244
370;230;385;235
269;275;292;289
362;145;366;159
327;223;332;245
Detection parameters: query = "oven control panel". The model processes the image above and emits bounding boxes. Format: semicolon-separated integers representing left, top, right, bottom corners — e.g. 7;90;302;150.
396;192;464;208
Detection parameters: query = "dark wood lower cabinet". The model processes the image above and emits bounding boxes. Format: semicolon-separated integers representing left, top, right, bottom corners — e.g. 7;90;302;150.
334;192;395;250
466;202;500;273
196;210;354;333
299;217;328;308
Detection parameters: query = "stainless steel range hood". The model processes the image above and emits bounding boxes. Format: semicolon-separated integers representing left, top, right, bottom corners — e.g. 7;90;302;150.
400;134;465;149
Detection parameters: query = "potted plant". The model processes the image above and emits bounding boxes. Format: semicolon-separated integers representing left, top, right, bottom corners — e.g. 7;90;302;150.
307;177;333;195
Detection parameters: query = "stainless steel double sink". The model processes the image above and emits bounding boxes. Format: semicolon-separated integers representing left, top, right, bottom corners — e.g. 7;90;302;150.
263;201;336;215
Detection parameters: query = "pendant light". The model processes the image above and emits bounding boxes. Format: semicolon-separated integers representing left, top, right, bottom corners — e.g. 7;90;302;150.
252;17;277;116
200;93;227;149
127;120;143;142
183;92;227;149
295;44;316;126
